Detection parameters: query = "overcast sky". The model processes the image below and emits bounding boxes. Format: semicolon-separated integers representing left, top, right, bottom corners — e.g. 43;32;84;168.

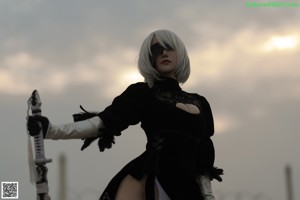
1;0;300;199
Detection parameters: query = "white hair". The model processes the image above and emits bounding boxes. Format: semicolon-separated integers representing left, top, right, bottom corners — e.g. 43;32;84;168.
137;30;190;87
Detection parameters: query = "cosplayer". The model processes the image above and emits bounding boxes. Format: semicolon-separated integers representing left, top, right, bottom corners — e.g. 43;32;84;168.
27;29;223;200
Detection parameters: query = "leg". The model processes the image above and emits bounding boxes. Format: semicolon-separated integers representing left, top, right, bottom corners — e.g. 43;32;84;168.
115;175;147;200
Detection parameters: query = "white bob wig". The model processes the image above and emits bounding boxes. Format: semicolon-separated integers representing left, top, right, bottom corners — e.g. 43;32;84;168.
137;30;190;87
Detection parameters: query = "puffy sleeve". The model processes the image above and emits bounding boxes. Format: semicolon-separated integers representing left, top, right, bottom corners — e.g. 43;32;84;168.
195;96;216;174
200;96;214;137
97;82;149;150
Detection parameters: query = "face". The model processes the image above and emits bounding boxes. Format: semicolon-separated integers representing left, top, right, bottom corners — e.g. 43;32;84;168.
150;36;178;79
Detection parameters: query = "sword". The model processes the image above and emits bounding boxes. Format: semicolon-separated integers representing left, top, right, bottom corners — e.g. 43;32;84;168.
28;90;52;200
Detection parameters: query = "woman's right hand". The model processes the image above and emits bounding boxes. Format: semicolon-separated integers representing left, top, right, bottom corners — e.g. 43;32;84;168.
27;115;50;138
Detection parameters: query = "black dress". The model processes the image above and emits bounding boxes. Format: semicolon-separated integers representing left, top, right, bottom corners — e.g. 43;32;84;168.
97;77;218;200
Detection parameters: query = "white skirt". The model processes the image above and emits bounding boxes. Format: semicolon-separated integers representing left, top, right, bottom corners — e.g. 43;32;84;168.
155;175;215;200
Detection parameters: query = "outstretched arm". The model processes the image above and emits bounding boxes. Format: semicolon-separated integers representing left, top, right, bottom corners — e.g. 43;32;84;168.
27;115;104;140
47;116;103;140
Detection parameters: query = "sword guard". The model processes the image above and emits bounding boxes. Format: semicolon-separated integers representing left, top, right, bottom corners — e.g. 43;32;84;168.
35;158;52;164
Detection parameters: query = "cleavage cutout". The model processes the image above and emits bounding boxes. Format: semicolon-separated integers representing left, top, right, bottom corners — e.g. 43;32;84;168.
176;102;200;114
154;88;201;115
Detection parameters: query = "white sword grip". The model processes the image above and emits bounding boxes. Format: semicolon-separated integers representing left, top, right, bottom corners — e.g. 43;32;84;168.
30;90;52;164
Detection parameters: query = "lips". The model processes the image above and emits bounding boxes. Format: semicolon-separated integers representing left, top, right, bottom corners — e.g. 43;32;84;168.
161;59;171;64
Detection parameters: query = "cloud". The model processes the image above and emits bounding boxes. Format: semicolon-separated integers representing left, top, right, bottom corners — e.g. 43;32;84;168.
0;52;43;94
0;46;143;99
214;113;239;134
1;1;300;200
187;25;300;96
262;34;299;51
2;19;300;110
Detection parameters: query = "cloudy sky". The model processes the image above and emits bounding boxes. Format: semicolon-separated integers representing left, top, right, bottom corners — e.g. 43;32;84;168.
1;0;300;199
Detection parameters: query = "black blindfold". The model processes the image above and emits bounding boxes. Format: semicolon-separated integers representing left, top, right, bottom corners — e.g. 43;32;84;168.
149;43;174;66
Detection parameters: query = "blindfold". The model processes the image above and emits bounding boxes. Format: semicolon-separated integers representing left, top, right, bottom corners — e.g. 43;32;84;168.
149;43;174;66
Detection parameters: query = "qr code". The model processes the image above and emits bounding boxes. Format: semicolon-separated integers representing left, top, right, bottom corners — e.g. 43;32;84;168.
1;182;18;199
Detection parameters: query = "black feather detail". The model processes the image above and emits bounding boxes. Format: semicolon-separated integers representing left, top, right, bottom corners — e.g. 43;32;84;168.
81;137;99;151
73;105;99;122
97;128;121;152
208;166;224;182
73;105;121;152
73;105;100;151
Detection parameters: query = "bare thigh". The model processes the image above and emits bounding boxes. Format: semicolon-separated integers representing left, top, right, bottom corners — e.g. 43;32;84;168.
115;175;158;200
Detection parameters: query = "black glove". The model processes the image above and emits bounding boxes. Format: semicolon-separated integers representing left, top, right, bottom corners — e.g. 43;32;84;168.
27;115;49;138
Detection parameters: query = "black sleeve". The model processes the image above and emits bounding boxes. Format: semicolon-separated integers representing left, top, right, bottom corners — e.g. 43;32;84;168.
200;96;214;137
195;96;215;174
95;82;149;151
98;82;148;134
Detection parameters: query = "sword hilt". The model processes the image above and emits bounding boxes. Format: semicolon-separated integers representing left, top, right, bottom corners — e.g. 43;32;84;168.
33;133;52;164
29;90;52;164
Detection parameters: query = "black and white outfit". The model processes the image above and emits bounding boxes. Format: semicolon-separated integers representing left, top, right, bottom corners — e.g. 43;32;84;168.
96;77;222;200
45;77;223;200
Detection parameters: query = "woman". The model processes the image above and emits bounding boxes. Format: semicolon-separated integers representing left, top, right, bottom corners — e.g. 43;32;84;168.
28;29;223;200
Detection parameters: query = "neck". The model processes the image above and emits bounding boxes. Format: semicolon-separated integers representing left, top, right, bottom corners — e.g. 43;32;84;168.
163;73;176;79
159;74;176;81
